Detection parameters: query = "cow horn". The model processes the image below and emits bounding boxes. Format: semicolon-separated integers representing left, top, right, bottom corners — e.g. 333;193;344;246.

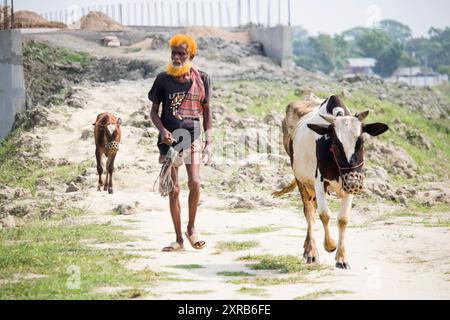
320;114;335;124
356;111;370;122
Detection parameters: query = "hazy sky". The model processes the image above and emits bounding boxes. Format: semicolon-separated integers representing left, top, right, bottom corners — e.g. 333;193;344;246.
13;0;450;37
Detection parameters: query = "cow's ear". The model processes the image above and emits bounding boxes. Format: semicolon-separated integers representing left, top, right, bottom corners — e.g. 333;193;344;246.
356;110;369;122
363;123;389;136
307;124;330;136
117;118;122;126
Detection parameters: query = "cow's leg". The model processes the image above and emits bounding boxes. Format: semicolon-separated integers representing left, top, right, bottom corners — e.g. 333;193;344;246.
297;180;318;264
315;177;337;253
104;154;110;191
336;193;353;269
106;154;115;194
96;148;104;191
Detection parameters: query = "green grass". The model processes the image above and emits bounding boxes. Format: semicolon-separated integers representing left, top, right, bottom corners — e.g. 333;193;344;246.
343;91;450;180
228;275;307;286
0;219;162;299
124;48;142;54
294;289;353;300
0;131;93;196
169;264;205;270
23;41;91;67
234;226;281;234
383;202;450;220
236;287;268;297
111;288;146;299
214;80;301;116
238;254;328;274
175;290;214;295
217;271;256;277
434;84;450;104
0;131;42;195
422;219;450;228
215;241;259;252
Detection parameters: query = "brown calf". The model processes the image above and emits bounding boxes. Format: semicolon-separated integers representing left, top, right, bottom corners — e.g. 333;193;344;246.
93;112;122;194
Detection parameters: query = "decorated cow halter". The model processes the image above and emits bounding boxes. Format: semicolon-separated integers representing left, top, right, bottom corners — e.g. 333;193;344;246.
330;144;365;195
97;122;120;156
105;140;120;156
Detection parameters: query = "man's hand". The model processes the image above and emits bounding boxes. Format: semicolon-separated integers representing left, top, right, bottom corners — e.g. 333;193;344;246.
202;142;213;166
161;129;174;145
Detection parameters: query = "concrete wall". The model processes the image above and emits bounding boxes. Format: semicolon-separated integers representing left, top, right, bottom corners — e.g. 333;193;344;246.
0;29;26;140
249;26;293;68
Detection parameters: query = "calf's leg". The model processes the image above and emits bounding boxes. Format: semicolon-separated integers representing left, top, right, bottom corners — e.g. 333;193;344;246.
96;147;104;191
106;154;115;194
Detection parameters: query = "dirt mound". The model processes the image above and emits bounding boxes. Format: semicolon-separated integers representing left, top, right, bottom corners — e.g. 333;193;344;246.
182;26;250;43
76;11;126;31
7;10;66;29
127;38;153;50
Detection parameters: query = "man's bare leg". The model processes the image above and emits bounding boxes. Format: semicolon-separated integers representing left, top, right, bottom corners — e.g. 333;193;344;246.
186;162;200;236
168;166;183;246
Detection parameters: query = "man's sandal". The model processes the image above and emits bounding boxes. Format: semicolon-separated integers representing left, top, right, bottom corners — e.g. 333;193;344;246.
185;231;206;250
162;242;184;252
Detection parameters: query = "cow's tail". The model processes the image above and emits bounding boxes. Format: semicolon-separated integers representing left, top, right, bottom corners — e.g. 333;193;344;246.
272;179;297;198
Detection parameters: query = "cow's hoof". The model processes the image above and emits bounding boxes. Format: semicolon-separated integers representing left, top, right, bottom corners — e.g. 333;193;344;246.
324;239;337;253
306;256;318;264
303;254;319;264
108;189;113;194
335;262;350;270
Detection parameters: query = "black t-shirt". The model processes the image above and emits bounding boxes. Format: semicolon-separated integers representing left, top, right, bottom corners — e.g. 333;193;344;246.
148;71;210;130
148;71;211;154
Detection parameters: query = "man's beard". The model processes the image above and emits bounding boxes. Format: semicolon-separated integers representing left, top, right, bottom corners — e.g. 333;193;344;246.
167;61;192;77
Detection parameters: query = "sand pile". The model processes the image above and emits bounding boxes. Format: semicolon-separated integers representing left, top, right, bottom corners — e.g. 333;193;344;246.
182;26;250;43
76;11;127;31
3;10;66;29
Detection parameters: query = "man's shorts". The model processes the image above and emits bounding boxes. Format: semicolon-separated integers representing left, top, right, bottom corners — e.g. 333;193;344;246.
158;139;202;167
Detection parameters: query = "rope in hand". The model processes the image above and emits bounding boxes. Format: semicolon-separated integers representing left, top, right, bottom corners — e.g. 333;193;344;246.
153;145;178;197
145;127;179;197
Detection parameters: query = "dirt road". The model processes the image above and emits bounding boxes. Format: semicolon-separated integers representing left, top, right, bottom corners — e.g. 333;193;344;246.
34;80;450;299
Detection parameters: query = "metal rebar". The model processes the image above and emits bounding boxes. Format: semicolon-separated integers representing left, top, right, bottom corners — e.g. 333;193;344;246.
11;0;14;28
278;0;281;25
218;1;223;27
288;0;291;26
185;1;189;26
226;0;231;27
161;1;164;26
193;2;197;26
237;0;241;26
247;0;250;24
3;0;7;30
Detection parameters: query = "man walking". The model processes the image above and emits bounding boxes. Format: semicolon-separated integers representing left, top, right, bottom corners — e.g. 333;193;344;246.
149;34;212;252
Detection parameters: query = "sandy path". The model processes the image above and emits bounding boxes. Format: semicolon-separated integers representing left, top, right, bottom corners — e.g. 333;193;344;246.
38;80;450;300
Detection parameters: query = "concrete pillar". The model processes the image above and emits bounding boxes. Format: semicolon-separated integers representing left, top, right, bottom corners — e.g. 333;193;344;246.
249;26;293;67
0;29;26;140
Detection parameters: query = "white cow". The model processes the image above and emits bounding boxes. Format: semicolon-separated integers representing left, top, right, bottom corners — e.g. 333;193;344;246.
274;95;388;269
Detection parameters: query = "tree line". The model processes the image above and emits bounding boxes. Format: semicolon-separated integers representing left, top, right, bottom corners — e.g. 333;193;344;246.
293;20;450;79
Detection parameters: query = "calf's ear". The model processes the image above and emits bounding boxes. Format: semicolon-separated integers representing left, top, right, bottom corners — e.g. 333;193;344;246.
307;124;330;136
363;123;389;136
117;118;123;126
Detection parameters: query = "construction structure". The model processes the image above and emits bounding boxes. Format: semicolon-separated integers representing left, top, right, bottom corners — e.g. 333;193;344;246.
41;0;293;28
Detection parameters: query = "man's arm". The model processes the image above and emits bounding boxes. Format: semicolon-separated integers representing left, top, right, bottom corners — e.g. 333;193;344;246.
150;103;173;145
202;102;212;145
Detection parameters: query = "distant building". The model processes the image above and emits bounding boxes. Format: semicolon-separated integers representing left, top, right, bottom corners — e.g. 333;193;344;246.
388;67;449;87
345;58;377;76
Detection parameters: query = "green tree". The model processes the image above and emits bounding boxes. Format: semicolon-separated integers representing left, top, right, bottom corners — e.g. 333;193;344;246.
379;19;413;44
356;29;403;77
